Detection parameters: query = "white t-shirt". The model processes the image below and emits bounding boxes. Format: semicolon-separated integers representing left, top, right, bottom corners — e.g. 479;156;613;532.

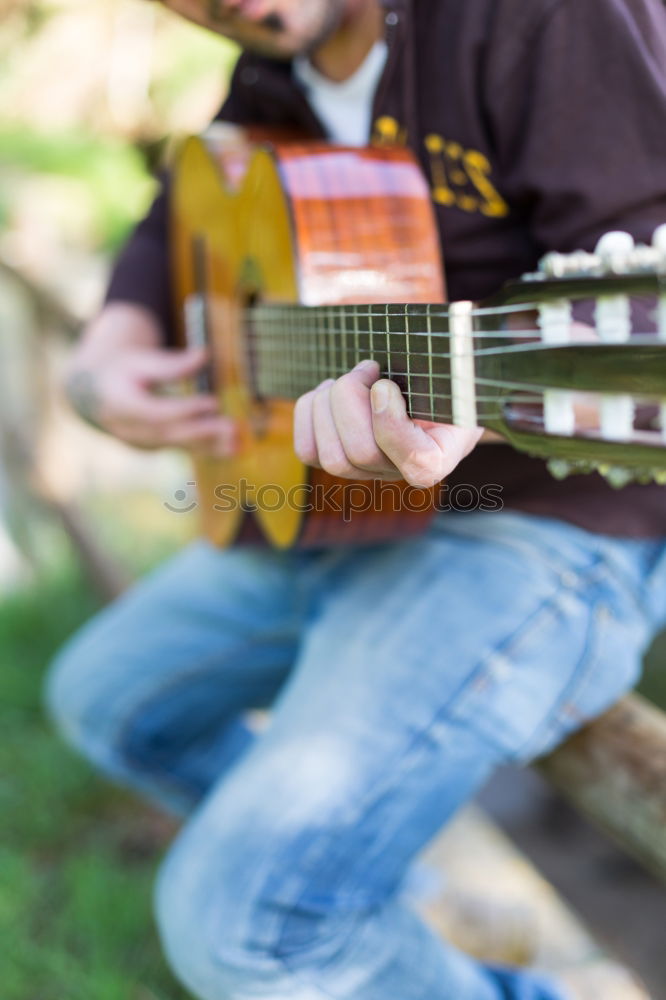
292;40;388;147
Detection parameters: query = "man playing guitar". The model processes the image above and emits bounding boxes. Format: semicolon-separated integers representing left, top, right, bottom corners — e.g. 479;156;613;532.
47;2;666;998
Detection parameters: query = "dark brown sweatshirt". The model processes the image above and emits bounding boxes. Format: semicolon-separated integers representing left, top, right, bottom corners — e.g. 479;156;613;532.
106;0;666;537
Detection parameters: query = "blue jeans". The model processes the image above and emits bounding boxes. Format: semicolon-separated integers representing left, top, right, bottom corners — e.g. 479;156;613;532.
45;511;666;1000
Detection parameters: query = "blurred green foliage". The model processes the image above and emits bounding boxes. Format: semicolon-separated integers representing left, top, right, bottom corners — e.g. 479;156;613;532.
0;126;155;251
0;0;239;254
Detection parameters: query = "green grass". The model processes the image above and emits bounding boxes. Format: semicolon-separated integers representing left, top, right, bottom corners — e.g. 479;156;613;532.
0;559;191;1000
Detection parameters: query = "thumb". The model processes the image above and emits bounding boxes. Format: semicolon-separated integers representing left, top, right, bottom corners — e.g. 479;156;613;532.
131;347;210;384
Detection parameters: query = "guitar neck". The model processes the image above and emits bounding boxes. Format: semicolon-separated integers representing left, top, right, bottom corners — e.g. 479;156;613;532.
252;301;483;427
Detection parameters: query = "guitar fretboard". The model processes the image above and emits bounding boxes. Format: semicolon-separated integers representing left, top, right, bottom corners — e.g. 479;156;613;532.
251;302;481;425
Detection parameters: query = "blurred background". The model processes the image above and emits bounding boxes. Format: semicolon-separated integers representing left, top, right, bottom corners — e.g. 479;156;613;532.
1;3;235;997
1;1;665;997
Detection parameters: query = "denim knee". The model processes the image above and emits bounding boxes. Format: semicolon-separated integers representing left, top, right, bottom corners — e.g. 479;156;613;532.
44;635;98;758
44;620;141;776
154;746;371;998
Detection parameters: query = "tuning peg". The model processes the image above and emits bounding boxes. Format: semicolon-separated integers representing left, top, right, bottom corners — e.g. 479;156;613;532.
547;459;575;480
599;467;666;487
594;235;632;345
599;394;635;441
546;458;597;479
654;226;666;343
653;224;666;256
596;465;636;489
539;250;600;278
538;299;576;436
595;231;635;274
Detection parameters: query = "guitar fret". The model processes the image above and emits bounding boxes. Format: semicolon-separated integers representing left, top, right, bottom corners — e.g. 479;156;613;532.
405;307;413;417
327;306;335;382
316;309;325;385
285;309;291;395
427;308;435;422
369;306;374;368
353;305;360;367
290;306;297;397
301;306;309;394
385;304;391;381
279;308;287;396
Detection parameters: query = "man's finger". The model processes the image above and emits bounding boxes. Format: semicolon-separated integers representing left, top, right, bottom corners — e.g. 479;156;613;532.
111;385;220;426
329;360;399;475
131;347;211;384
293;386;320;466
370;379;481;487
165;415;237;454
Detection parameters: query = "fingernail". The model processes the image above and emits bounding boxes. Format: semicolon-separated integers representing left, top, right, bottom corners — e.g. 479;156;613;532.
371;381;389;414
353;359;375;372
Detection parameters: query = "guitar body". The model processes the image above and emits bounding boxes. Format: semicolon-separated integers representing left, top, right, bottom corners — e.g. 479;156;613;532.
171;129;445;548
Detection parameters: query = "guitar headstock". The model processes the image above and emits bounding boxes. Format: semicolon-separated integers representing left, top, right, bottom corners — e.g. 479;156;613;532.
478;227;666;486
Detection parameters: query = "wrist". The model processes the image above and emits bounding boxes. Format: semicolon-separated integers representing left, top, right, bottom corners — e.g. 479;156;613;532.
63;365;105;430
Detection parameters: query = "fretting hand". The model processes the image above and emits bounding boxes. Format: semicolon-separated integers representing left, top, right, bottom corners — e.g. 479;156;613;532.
293;359;483;487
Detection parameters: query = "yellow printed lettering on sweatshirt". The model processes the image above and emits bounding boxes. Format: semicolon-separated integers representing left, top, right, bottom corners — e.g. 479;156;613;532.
370;118;510;220
425;133;509;218
372;115;409;147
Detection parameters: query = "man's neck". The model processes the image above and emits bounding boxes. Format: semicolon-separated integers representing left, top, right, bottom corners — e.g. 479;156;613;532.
309;0;383;82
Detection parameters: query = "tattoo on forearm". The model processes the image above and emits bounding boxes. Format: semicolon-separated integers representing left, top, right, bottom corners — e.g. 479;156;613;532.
65;370;103;429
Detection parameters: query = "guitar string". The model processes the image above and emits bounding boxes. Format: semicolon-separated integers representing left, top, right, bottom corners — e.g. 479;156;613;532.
250;320;544;338
243;302;542;318
247;328;660;343
245;319;658;339
241;297;656;321
248;319;659;343
251;356;660;396
249;340;638;360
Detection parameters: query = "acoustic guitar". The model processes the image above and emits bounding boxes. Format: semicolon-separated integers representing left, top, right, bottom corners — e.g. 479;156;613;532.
171;126;666;549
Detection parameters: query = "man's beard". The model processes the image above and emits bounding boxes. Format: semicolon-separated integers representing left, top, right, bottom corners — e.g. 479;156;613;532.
259;11;285;32
256;2;346;57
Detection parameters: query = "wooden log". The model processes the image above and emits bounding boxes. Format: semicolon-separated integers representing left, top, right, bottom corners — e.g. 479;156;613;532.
415;805;650;996
537;693;666;881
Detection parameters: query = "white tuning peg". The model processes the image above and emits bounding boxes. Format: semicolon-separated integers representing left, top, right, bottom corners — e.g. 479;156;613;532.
594;232;635;440
600;465;636;489
654;225;666;342
600;394;635;443
653;223;666;255
594;235;633;343
538;299;575;436
595;231;635;273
